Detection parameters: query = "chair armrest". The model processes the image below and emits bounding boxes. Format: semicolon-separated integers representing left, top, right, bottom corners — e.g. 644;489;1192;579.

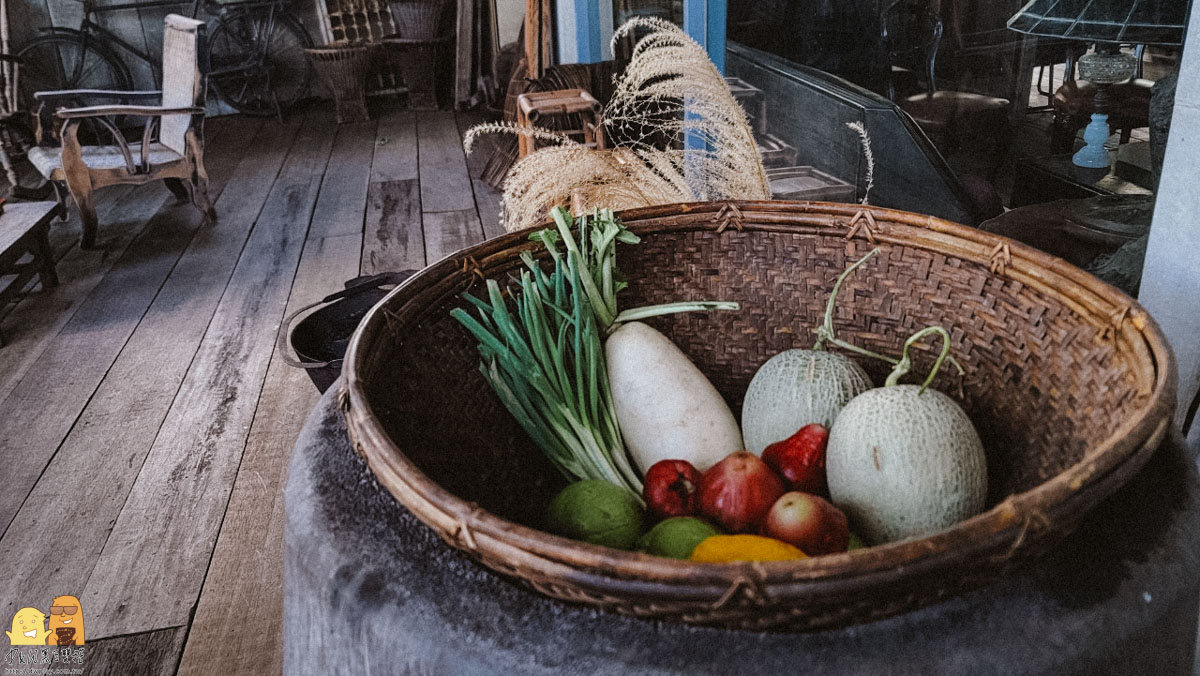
34;89;162;102
55;104;205;119
0;53;20;64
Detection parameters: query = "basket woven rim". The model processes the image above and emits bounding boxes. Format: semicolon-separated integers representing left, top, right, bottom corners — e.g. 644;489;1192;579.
343;200;1176;597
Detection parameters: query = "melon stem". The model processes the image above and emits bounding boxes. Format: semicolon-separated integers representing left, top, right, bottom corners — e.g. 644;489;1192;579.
812;248;899;366
885;326;952;393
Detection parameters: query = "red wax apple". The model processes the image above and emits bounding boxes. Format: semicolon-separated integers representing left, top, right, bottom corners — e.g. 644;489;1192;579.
643;459;702;519
762;423;830;495
762;491;850;555
698;451;785;533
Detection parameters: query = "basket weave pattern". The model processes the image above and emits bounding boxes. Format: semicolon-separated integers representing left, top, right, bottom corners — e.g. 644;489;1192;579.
305;45;373;123
344;201;1173;631
388;0;450;39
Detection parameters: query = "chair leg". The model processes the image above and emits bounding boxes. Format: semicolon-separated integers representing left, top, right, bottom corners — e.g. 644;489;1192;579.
51;182;70;221
35;223;59;289
164;178;191;205
65;181;99;250
186;131;217;225
60;121;100;249
0;146;17;188
191;174;216;225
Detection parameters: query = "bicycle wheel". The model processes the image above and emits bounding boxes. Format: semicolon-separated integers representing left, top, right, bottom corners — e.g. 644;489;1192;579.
16;33;133;110
208;8;312;116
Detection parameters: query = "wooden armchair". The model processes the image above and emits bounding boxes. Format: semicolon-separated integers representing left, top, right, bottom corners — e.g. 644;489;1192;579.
27;14;215;249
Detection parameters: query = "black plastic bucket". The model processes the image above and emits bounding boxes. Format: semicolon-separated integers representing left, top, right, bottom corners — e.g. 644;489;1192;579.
278;271;414;393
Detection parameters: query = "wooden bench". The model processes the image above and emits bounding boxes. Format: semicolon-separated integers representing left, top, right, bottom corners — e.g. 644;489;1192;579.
0;200;62;346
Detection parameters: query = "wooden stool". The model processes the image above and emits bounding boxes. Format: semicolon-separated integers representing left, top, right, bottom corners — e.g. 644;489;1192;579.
0;200;62;346
516;89;605;158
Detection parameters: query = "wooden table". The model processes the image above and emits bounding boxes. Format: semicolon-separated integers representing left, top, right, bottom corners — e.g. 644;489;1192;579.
0;200;62;346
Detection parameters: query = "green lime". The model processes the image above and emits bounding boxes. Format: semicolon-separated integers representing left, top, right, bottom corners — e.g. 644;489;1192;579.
545;480;645;550
848;531;867;550
637;517;722;559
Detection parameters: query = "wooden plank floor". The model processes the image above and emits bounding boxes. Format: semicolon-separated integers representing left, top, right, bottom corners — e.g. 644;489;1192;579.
0;104;501;675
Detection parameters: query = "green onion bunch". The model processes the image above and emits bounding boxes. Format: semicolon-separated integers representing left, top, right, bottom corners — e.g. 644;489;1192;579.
451;207;736;496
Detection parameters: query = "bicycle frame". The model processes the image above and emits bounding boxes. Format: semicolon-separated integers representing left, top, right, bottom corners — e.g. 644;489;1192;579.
41;0;285;85
36;0;201;87
27;0;309;118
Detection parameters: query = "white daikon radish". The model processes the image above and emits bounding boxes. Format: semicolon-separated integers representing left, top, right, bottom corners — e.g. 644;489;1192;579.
826;327;987;544
606;321;744;473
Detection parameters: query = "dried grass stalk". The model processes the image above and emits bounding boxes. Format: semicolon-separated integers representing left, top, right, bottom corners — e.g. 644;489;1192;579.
845;121;875;205
467;18;771;231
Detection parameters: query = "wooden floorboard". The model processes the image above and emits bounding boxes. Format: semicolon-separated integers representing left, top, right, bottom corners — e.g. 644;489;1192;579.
418;111;486;264
363;110;422;274
0;183;169;403
456;109;506;238
0;104;500;675
174;120;372;675
303;120;378;241
417;110;479;214
424;208;485;261
0;118;266;538
369;109;419;183
0;120;246;403
0;116;283;629
83;626;187;676
81;110;334;638
362;177;423;273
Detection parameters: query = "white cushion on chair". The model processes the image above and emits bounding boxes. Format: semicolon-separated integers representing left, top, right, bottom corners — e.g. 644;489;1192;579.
28;142;185;182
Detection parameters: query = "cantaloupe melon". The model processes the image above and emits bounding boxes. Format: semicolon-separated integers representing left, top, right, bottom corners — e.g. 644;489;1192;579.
741;248;893;454
825;384;987;544
741;349;872;454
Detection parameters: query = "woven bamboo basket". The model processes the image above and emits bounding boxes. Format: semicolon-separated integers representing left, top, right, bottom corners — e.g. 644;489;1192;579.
305;45;374;124
342;200;1175;631
386;0;449;40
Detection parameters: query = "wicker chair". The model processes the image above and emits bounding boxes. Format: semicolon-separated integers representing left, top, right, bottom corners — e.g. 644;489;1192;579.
27;14;215;249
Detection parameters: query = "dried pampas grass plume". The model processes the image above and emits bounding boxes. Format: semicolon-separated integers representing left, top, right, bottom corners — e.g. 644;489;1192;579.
845;121;875;205
463;121;573;155
605;17;769;201
467;18;771;231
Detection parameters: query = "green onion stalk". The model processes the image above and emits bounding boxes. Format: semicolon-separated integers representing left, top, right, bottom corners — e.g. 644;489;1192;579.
451;207;737;497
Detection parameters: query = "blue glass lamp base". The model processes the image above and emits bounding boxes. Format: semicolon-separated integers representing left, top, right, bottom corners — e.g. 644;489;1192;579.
1073;112;1111;168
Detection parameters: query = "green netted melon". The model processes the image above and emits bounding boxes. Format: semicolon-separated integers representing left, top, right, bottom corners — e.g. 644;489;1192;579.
825;385;987;544
741;349;873;455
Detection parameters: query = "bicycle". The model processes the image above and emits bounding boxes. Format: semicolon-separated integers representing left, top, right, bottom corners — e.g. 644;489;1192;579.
15;0;313;118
